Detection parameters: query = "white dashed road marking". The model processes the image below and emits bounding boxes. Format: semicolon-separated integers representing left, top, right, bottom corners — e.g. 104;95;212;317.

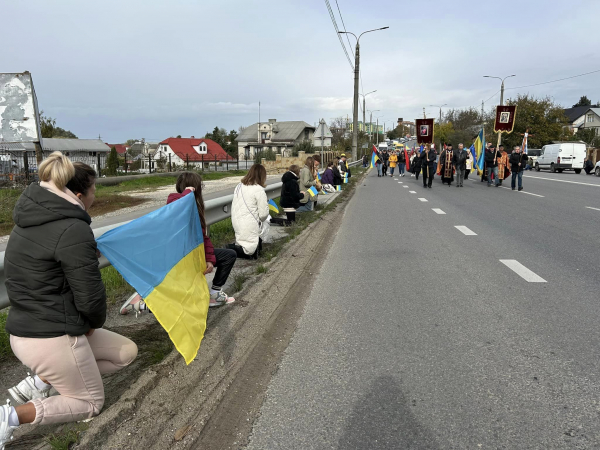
409;191;416;194
454;226;477;236
403;186;409;188
500;260;547;283
418;198;428;202
586;206;600;212
524;175;600;187
499;186;544;197
432;208;446;214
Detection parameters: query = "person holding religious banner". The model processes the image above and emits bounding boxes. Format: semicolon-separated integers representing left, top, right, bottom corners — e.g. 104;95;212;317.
420;144;437;188
485;145;502;187
496;145;511;186
439;143;455;186
451;143;468;187
411;149;422;180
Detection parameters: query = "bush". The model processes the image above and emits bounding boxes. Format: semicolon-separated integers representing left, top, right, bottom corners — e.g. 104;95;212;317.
293;140;315;157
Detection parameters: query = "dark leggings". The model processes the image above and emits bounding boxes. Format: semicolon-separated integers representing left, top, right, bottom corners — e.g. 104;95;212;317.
212;248;237;290
227;239;263;261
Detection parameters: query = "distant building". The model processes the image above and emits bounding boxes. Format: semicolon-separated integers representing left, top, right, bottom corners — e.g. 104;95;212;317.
348;122;383;134
24;138;110;172
235;119;316;160
397;119;415;137
564;106;600;136
155;137;233;169
105;143;130;155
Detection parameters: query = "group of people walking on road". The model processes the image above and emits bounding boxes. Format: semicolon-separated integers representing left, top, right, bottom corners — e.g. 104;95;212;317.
374;143;529;191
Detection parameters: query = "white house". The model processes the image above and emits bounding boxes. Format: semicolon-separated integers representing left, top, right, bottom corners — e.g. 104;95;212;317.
154;137;233;170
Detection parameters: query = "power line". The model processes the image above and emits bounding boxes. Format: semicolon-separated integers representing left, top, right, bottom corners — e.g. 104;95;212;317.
324;0;354;70
506;68;600;90
335;0;355;62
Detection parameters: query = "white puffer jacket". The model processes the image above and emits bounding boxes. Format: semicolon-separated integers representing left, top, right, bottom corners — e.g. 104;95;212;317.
231;183;269;255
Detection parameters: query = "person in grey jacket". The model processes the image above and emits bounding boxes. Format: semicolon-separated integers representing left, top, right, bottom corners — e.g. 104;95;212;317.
1;155;137;446
297;157;317;213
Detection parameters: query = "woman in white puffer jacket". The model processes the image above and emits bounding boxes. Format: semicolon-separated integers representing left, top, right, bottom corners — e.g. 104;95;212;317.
230;164;269;259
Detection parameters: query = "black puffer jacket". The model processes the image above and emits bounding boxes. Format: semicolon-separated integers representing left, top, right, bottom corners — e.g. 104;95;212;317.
5;183;106;338
280;171;304;209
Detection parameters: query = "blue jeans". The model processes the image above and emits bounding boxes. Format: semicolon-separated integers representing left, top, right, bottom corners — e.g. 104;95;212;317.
377;164;382;176
390;166;395;176
511;171;523;189
487;166;499;185
296;201;314;213
399;163;405;175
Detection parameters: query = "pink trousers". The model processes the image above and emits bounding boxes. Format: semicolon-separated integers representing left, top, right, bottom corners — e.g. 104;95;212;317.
10;329;138;425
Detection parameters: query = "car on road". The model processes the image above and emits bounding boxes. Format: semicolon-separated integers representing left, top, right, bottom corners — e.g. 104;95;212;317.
526;149;541;166
596;161;600;177
535;142;586;173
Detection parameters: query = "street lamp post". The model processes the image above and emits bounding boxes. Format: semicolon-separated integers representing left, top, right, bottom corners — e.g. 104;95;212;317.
339;27;389;161
360;90;377;137
483;74;516;148
368;109;380;143
430;104;447;150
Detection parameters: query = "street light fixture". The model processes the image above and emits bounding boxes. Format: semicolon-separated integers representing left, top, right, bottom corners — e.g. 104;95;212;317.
484;74;516;147
360;90;377;134
367;109;380;142
339;26;389;161
429;104;447;125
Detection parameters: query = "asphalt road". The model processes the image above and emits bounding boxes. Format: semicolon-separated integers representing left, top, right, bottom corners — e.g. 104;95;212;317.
243;168;600;449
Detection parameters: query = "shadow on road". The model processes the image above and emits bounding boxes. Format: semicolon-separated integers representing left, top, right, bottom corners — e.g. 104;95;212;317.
338;375;440;450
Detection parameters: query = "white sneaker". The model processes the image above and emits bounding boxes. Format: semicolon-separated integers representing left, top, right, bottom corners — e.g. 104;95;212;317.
8;373;51;405
120;293;148;317
0;400;17;450
209;290;235;307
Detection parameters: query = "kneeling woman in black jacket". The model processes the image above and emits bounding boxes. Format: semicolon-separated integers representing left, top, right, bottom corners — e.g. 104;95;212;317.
279;164;305;223
1;154;137;445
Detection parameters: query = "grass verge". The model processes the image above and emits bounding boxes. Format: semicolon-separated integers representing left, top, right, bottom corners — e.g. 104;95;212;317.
0;311;11;361
46;423;89;450
101;266;135;305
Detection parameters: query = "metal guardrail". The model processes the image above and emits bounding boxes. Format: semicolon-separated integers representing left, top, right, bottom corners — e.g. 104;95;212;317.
0;160;361;311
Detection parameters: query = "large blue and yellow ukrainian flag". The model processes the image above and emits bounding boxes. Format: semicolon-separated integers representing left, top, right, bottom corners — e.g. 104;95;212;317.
97;194;209;365
474;128;486;175
370;145;380;168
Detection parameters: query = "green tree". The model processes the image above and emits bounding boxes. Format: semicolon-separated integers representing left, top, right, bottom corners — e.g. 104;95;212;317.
126;139;137;146
226;129;238;157
573;96;592;107
502;94;571;149
293;140;315;157
576;128;599;147
107;147;119;176
39;112;78;139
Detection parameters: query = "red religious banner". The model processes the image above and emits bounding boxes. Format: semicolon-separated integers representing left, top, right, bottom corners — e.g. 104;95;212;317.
493;105;517;134
416;118;434;144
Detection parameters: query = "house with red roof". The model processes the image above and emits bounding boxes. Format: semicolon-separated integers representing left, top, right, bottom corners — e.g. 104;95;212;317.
105;143;130;155
155;136;234;168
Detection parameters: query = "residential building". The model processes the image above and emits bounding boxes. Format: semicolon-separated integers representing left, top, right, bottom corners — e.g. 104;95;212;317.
105;143;130;155
235;119;316;160
564;106;600;135
313;119;333;148
348;122;383;134
397;118;416;137
155;137;233;170
23;138;110;171
128;140;159;171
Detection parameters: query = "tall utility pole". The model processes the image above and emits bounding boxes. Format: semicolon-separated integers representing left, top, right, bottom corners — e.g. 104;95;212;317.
368;110;379;143
339;27;389;161
483;74;515;148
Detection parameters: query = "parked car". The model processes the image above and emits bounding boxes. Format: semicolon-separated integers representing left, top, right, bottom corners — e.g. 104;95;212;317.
596;161;600;177
535;142;586;173
526;149;541;166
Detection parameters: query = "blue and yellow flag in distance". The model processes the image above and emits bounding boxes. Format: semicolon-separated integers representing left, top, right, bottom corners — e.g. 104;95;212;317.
474;129;485;175
335;185;342;191
469;144;477;173
307;186;319;197
97;194;210;365
370;145;380;168
268;199;279;213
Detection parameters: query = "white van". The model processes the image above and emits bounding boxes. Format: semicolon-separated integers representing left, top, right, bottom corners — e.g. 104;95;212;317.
535;142;586;174
378;142;388;152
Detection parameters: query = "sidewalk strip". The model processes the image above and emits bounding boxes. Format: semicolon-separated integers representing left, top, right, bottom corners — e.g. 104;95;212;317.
586;206;600;212
418;198;428;202
454;225;477;236
500;259;547;283
432;208;446;214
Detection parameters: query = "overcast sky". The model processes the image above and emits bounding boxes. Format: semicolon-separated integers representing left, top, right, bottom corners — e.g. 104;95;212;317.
3;0;599;143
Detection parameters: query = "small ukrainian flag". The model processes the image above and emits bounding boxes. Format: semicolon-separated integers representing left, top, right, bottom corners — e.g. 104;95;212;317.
268;199;279;213
308;186;319;197
335;185;342;191
317;172;322;180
